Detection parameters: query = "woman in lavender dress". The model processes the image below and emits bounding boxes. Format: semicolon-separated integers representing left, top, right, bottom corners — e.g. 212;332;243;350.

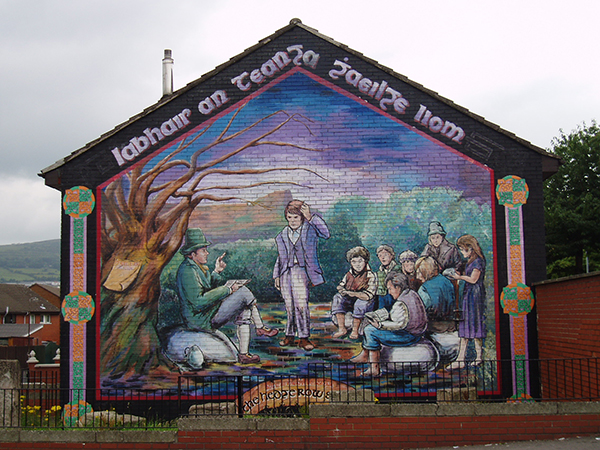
449;234;486;369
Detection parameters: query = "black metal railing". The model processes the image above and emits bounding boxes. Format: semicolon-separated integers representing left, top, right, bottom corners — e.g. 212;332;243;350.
2;357;599;428
538;357;600;400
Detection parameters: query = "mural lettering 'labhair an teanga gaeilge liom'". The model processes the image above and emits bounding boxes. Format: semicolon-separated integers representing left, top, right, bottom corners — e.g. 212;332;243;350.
97;63;497;399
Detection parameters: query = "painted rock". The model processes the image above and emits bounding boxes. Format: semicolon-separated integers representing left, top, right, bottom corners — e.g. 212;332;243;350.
428;331;460;364
380;337;440;373
164;328;238;364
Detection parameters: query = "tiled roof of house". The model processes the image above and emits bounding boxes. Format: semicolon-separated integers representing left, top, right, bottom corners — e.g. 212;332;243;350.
30;283;60;298
0;323;44;338
0;284;60;314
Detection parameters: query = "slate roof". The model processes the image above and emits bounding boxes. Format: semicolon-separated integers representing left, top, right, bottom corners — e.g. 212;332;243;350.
30;284;60;298
0;324;44;338
29;283;61;309
0;284;60;314
39;18;560;187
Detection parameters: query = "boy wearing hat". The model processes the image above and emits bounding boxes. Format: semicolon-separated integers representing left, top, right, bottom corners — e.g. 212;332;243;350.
421;221;463;277
176;228;277;364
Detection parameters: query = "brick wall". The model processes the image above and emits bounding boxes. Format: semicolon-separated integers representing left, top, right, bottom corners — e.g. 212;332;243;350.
33;314;60;345
535;272;600;359
2;403;600;449
535;272;600;399
50;23;551;404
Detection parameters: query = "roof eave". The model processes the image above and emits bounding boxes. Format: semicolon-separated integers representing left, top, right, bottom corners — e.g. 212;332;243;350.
39;18;560;189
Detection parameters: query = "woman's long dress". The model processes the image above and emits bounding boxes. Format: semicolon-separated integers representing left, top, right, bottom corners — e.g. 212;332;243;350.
458;257;486;339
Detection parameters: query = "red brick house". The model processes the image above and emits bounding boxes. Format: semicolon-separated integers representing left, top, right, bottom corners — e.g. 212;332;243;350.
29;283;61;309
0;284;60;345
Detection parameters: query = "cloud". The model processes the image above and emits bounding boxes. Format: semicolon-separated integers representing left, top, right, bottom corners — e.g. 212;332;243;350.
1;0;600;244
0;176;60;245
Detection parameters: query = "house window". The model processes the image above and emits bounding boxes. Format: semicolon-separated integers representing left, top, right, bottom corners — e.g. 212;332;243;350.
3;314;16;324
40;314;51;324
29;314;36;324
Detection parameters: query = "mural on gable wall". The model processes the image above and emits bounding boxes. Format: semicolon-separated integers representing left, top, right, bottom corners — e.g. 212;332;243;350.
97;68;498;399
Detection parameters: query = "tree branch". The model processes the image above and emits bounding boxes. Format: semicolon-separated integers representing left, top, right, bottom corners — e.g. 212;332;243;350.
195;167;330;183
176;180;311;196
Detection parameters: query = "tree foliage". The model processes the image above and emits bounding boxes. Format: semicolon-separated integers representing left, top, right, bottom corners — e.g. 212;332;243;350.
544;121;600;278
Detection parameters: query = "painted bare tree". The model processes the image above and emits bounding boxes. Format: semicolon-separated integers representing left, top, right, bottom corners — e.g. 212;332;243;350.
99;107;323;381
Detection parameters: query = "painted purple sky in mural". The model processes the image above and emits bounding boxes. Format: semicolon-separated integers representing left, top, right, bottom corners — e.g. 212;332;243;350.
141;71;492;216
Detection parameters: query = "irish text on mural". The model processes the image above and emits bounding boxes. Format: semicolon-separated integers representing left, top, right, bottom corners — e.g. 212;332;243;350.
414;104;465;143
329;58;410;115
110;109;192;166
231;45;320;91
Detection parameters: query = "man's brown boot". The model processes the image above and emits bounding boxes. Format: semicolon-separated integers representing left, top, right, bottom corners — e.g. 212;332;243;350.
279;335;295;347
298;338;315;351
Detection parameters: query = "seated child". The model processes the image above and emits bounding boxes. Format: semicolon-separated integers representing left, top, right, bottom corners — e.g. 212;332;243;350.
351;271;428;377
398;249;421;292
331;246;377;339
415;256;456;333
376;245;400;297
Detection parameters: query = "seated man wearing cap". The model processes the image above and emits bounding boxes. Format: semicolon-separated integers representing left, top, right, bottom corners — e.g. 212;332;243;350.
176;228;278;364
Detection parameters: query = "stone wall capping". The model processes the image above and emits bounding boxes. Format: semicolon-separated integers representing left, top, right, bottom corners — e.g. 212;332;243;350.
121;429;177;443
558;401;600;415
94;429;177;443
177;416;308;431
20;429;96;443
310;403;391;417
4;402;600;446
436;402;476;416
473;402;558;416
0;429;19;442
307;401;600;419
390;403;438;416
256;417;309;430
95;430;125;443
178;416;255;431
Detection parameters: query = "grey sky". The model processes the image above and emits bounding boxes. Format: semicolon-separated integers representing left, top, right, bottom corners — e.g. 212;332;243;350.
1;0;598;245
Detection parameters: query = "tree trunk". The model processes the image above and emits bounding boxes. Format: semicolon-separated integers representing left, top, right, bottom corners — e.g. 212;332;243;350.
575;247;584;274
100;246;174;381
96;109;321;383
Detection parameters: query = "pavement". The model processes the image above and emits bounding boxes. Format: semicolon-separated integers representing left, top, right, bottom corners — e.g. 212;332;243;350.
422;436;600;449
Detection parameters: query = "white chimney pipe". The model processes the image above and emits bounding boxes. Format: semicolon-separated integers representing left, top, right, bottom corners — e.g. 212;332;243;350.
162;49;174;97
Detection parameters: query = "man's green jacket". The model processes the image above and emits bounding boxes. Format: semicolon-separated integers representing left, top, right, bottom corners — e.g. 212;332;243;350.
176;258;230;330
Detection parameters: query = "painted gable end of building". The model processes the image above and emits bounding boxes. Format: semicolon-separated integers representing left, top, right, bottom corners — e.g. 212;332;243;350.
41;20;557;414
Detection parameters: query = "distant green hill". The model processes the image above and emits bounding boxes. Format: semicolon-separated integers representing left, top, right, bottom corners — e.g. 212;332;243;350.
0;240;60;283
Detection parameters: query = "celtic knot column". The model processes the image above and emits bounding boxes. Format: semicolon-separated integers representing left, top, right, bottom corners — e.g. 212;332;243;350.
496;175;535;401
61;186;96;426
